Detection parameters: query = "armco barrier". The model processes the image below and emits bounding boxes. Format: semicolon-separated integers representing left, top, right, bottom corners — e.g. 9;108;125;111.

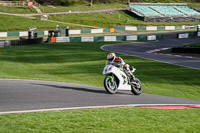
70;37;81;42
114;25;199;31
178;32;200;39
0;38;43;48
94;36;104;42
0;28;114;38
117;35;126;41
0;40;11;48
53;34;162;43
1;25;198;38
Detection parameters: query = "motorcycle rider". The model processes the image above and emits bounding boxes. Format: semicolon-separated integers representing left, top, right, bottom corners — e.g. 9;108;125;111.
107;53;135;82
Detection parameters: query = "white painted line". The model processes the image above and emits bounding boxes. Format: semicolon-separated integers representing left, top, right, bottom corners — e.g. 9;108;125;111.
140;55;200;70
161;48;170;50
146;47;200;60
1;104;200;114
146;47;171;53
174;55;182;57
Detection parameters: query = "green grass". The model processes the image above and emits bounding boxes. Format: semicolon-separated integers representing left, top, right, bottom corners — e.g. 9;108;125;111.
40;3;127;13
49;11;199;28
0;107;200;132
0;14;80;32
0;42;200;101
0;6;37;14
185;42;200;47
188;3;200;9
0;42;199;132
0;6;199;32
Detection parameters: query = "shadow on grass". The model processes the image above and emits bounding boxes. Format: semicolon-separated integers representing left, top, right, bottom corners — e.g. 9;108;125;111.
1;42;200;87
0;43;107;63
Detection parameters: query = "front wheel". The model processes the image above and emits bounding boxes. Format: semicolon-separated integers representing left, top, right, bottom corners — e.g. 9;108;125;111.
104;77;118;94
131;78;142;95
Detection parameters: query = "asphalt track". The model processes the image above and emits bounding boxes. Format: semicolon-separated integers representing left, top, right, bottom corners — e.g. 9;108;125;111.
0;79;200;114
102;38;200;70
0;38;200;114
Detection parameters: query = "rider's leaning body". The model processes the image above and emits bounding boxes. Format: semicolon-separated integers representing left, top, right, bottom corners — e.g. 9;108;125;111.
107;53;135;81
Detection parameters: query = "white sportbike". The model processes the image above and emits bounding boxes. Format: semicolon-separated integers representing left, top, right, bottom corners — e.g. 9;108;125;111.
102;64;142;95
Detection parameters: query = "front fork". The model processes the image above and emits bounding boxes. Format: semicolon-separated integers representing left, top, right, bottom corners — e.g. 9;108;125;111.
106;75;114;83
129;74;140;87
125;71;136;83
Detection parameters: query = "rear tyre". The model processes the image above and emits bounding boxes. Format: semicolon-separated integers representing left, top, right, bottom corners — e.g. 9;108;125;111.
104;77;118;94
131;78;142;95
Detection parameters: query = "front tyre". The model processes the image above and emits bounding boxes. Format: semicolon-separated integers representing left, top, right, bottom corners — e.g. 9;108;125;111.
104;77;118;94
131;78;142;95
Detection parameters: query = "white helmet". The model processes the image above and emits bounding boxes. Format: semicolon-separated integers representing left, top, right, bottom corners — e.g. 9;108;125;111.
107;53;116;61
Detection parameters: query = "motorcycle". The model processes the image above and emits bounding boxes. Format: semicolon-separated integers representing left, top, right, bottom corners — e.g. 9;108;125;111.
102;63;142;95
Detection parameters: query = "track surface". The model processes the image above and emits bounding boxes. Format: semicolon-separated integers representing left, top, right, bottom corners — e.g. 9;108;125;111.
102;38;200;70
0;38;200;113
0;79;200;113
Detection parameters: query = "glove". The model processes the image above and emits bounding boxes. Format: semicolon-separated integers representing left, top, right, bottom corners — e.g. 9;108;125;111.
123;64;130;71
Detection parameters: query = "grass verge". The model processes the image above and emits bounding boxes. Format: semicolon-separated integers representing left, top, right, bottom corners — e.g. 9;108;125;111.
0;42;199;132
40;3;127;13
49;11;199;28
185;42;200;47
0;6;37;14
0;14;80;32
0;107;200;132
0;42;200;101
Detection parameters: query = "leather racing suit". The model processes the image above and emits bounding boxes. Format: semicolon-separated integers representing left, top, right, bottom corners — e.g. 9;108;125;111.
107;57;135;82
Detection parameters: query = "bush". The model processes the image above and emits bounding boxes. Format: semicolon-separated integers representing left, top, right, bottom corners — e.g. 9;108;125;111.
171;47;200;54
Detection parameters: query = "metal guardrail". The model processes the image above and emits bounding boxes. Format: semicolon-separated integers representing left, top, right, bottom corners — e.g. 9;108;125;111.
0;38;43;48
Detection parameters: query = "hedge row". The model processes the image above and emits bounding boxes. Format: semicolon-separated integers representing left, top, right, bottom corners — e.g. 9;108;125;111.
171;47;200;54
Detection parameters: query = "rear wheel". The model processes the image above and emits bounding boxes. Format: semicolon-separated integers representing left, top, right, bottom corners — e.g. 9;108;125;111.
131;78;142;95
104;77;118;94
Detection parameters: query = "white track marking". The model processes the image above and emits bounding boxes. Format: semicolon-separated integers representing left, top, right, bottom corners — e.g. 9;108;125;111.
1;104;200;114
